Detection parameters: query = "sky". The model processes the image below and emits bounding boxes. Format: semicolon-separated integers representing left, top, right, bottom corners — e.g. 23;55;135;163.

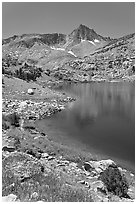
2;2;135;39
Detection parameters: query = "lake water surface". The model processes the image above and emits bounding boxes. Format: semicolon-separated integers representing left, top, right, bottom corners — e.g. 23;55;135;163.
37;82;135;172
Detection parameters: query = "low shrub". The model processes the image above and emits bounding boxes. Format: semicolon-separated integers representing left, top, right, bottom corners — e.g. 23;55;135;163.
2;120;10;130
10;112;20;126
2;112;20;127
2;78;4;84
59;185;94;202
99;165;129;197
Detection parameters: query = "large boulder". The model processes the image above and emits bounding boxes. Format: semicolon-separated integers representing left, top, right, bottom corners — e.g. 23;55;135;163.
2;194;17;202
83;159;116;173
27;88;34;95
2;152;44;183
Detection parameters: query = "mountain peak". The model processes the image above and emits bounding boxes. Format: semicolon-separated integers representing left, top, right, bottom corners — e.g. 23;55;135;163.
78;24;90;29
69;24;102;43
77;24;94;33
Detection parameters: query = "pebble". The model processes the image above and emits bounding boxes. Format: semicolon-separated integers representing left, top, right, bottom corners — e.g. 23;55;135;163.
41;153;49;158
69;162;77;168
78;180;85;184
48;156;55;161
2;146;16;152
31;192;39;199
57;164;66;167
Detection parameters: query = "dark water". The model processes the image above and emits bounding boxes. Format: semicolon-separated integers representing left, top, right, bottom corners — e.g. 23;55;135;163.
37;82;135;172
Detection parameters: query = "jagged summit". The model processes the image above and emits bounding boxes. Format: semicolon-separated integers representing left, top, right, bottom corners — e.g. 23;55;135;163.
77;24;94;32
69;24;102;41
2;24;108;47
75;24;95;32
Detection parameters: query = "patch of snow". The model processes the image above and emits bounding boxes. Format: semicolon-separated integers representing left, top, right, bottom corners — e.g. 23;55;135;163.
50;46;55;50
50;46;65;51
94;39;100;43
81;39;86;42
88;40;96;46
68;51;77;57
56;48;65;51
81;39;96;46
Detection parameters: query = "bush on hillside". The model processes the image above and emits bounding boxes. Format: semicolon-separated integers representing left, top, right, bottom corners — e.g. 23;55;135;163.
2;120;10;130
99;164;129;198
14;66;43;82
3;112;20;127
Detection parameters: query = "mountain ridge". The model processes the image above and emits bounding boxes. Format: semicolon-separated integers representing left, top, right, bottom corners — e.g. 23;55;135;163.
2;24;111;47
3;24;134;48
2;24;117;58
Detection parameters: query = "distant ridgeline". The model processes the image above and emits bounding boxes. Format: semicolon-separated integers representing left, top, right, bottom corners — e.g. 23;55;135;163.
2;24;135;82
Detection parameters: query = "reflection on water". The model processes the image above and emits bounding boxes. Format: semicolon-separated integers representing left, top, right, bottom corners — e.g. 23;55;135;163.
62;82;135;122
39;82;135;171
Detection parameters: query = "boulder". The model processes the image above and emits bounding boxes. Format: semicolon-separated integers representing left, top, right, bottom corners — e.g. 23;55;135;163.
2;146;16;152
84;159;116;173
88;180;106;193
41;153;49;158
2;194;17;202
27;88;34;95
19;101;27;109
31;192;39;199
2;152;44;182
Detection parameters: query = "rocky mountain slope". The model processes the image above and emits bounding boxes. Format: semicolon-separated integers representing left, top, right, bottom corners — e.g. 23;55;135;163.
2;24;135;84
2;24;110;58
62;33;135;82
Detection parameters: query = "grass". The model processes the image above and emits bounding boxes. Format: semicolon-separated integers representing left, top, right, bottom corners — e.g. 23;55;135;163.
2;166;93;202
2;112;20;127
5;126;97;165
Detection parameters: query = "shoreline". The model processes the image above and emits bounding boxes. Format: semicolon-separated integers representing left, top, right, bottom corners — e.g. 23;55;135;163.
35;115;135;174
49;78;135;91
2;79;134;173
2;79;135;202
44;81;135;174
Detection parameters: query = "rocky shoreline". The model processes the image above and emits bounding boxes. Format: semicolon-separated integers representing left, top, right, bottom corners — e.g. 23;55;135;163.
2;97;75;121
2;85;135;202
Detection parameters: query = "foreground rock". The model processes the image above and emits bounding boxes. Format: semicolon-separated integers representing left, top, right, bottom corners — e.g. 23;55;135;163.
83;159;116;173
2;194;17;202
27;88;34;95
